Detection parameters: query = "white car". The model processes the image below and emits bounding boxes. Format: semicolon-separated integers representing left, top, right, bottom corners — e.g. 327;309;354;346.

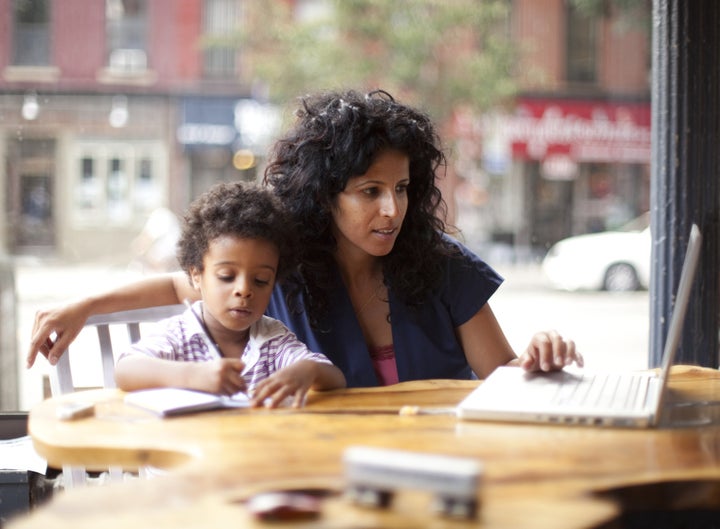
541;214;651;292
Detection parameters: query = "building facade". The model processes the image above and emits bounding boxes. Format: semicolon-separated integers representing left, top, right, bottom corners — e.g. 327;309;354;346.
460;0;651;259
0;0;652;263
0;0;269;263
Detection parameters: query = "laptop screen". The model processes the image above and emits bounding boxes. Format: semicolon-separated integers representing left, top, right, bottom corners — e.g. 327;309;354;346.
656;224;702;389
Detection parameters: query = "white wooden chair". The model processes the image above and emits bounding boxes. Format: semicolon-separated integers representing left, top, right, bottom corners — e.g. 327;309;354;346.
48;304;185;487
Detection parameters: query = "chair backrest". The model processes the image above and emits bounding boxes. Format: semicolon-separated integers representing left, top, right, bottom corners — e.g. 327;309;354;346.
49;305;186;396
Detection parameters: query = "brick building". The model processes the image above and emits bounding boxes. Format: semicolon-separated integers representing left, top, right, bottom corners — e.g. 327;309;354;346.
467;0;651;257
0;0;651;263
0;0;270;262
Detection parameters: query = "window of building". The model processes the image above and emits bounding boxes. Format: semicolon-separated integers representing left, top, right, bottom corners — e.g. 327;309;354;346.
71;141;167;226
565;2;597;84
202;0;241;78
106;0;148;73
12;0;51;66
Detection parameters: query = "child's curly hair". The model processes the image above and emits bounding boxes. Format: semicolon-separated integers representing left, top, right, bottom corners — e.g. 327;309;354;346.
177;181;296;281
263;89;455;327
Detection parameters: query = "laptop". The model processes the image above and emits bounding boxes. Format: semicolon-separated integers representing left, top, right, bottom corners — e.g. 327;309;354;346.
457;224;702;428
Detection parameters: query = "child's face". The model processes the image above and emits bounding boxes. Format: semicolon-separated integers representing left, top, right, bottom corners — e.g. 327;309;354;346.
191;235;279;338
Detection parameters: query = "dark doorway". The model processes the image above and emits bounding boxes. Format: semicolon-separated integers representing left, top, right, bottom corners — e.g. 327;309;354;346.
6;138;56;253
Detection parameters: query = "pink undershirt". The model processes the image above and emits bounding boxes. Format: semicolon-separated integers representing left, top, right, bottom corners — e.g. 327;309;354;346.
369;344;399;385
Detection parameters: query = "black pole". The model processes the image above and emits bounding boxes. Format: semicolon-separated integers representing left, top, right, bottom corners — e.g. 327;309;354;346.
650;0;720;367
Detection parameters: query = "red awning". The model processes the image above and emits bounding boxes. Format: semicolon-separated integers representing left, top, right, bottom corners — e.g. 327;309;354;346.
504;98;651;164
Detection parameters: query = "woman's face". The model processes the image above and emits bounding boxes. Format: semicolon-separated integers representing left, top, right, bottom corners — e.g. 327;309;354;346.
331;149;410;260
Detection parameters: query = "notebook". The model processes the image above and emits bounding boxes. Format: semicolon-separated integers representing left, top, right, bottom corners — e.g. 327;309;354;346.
125;387;250;417
457;224;702;428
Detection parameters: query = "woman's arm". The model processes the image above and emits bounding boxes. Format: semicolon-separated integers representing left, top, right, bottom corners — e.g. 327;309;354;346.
27;272;197;368
456;304;517;379
456;304;582;379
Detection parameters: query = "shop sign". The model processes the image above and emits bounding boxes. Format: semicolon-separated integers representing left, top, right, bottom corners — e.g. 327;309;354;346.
500;98;651;164
177;97;240;148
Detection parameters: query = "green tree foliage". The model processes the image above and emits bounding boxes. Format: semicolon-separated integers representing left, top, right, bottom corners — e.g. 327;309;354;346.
234;0;516;121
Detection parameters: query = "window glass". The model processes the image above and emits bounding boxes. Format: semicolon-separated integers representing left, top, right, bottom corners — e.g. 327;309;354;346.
202;0;240;78
72;141;166;225
12;0;50;66
106;0;148;71
1;1;654;412
135;158;159;211
565;2;597;84
78;157;100;210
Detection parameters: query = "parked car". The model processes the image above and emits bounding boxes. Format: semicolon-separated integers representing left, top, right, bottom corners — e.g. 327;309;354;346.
541;213;650;292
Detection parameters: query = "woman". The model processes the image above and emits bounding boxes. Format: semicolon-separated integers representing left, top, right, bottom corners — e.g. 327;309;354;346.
28;89;581;386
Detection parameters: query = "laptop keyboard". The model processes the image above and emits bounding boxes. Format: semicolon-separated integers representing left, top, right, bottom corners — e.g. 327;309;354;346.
550;372;651;411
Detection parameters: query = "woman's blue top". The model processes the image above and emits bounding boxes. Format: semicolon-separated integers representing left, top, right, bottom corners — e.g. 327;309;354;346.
266;237;503;387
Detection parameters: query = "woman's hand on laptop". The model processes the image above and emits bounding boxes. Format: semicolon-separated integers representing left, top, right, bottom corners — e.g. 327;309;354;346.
516;330;583;372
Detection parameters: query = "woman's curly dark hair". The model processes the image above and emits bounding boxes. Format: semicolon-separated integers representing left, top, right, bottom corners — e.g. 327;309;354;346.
177;181;296;281
263;89;455;327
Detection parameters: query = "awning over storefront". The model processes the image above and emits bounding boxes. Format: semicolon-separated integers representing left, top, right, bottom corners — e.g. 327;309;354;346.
504;98;651;165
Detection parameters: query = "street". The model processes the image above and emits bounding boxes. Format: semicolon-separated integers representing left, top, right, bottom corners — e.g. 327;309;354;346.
13;261;649;410
492;264;649;372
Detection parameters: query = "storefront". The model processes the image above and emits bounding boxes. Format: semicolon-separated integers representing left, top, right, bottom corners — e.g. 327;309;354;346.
178;97;280;200
489;97;651;253
1;93;174;261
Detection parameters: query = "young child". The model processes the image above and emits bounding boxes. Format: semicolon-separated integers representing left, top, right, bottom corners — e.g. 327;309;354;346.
114;181;346;407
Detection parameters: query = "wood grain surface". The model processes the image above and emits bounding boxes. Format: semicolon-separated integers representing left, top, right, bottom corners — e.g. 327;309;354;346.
9;365;720;528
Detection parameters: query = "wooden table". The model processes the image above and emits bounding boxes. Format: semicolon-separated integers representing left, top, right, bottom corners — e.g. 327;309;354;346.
9;365;720;528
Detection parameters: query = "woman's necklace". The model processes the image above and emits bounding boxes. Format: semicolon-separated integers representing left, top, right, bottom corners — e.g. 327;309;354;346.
356;280;385;315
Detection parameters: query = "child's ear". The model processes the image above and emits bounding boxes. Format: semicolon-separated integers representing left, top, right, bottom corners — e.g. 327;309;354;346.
189;267;202;290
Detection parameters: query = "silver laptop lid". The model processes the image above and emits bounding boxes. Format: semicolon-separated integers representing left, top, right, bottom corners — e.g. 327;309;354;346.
654;224;702;404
